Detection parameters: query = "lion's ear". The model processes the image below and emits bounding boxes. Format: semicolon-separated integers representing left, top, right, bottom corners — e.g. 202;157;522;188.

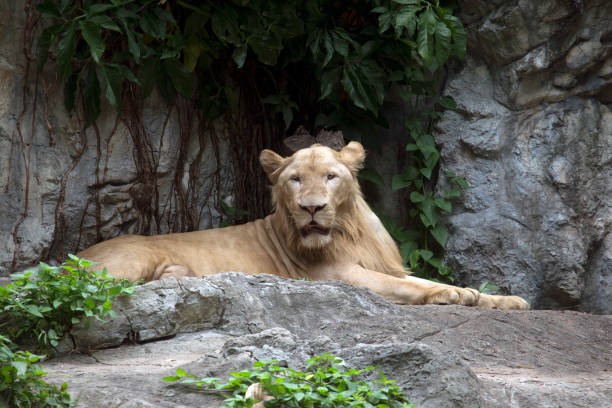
259;149;285;181
339;141;366;175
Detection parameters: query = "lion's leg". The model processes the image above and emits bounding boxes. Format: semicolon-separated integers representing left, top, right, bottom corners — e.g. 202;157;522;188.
309;264;529;310
154;264;196;280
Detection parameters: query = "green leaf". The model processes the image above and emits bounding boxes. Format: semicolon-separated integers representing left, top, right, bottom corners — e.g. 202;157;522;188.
453;176;469;189
79;20;105;63
409;191;425;203
100;63;122;109
87;4;115;15
232;45;247;68
341;61;384;115
409;250;421;269
420;166;433;179
446;15;466;59
162;59;194;99
434;197;452;213
37;1;61;18
359;168;384;186
322;30;335;67
24;304;43;317
89;15;121;32
426;257;442;268
331;30;349;57
445;188;461;198
120;20;140;62
394;5;420;38
438;95;456;110
478;282;500;294
37;24;62;71
420;249;433;261
434;20;451;66
392;175;412;191
378;11;393;34
319;66;341;101
420;197;437;227
57;22;76;81
430;225;448;247
139;57;160;98
417;7;436;67
11;361;28;376
140;10;166;39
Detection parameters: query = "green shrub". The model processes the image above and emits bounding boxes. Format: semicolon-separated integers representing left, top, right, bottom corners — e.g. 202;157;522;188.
0;254;137;349
0;255;138;407
0;335;72;408
164;353;414;407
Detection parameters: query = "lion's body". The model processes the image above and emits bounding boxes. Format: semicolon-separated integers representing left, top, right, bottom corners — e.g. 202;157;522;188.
79;142;529;310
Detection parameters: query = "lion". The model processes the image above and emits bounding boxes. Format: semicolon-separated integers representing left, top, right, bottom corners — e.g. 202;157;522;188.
78;142;529;310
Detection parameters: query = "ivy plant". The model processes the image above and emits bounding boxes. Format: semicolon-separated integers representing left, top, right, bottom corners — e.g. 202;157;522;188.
164;353;415;407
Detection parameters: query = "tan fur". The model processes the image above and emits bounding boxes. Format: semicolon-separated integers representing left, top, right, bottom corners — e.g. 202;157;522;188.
78;142;529;310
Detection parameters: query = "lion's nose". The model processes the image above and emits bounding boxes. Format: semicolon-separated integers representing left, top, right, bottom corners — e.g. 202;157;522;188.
300;204;326;215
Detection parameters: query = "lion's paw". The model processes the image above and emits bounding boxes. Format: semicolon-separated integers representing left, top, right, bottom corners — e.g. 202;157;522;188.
423;287;480;306
477;294;530;310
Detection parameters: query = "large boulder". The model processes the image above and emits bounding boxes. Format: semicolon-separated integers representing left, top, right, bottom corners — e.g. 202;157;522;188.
44;274;612;408
436;0;612;312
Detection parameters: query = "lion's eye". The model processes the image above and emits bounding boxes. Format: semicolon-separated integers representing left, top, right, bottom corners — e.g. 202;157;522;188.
290;175;301;183
327;174;337;180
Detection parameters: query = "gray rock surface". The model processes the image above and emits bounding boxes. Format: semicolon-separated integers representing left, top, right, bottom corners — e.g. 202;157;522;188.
44;274;612;408
0;2;235;274
436;0;612;312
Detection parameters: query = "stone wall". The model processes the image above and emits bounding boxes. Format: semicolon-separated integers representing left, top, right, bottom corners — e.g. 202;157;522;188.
436;0;612;312
0;1;235;274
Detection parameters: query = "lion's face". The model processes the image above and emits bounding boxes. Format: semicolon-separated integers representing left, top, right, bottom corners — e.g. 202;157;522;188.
260;142;365;250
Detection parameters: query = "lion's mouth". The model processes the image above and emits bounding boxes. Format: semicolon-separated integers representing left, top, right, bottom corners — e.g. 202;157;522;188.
300;222;331;236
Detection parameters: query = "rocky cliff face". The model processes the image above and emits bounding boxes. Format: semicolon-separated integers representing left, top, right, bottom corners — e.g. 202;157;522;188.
1;1;611;313
436;0;612;312
0;2;235;273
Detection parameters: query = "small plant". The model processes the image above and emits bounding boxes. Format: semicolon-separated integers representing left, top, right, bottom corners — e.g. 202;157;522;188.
0;255;139;407
478;282;501;294
220;201;250;228
0;335;72;408
0;254;138;349
164;353;414;407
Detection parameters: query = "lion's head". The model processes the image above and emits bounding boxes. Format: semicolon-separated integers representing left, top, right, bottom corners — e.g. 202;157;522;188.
259;142;407;278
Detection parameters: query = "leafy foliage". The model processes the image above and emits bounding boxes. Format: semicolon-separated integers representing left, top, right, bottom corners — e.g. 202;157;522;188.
35;0;465;125
0;255;137;349
0;255;137;407
163;353;414;407
387;96;468;282
0;335;72;408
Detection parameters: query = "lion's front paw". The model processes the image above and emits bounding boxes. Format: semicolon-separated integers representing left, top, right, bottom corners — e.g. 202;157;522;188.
423;287;480;306
478;294;530;310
